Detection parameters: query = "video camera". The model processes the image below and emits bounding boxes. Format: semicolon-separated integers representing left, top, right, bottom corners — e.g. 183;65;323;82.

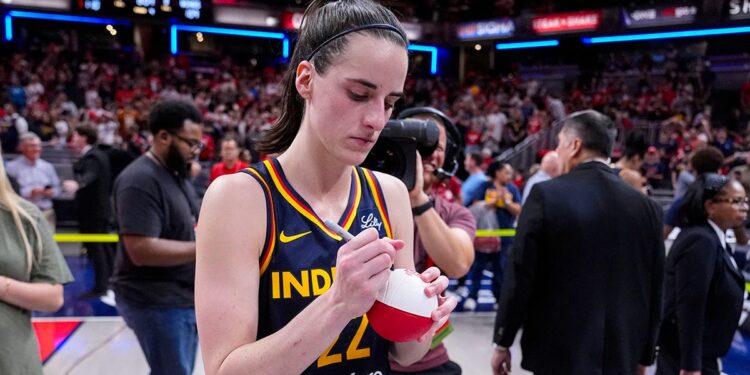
361;118;439;190
362;107;464;190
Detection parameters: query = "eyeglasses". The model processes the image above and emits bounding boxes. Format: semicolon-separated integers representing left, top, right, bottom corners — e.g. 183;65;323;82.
169;131;204;152
713;196;750;206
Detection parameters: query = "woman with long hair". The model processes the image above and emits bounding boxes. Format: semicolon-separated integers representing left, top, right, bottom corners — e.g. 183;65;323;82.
658;173;747;375
0;143;73;375
195;1;455;374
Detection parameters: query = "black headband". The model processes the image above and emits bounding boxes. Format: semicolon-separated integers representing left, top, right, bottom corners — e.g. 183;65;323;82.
305;23;408;62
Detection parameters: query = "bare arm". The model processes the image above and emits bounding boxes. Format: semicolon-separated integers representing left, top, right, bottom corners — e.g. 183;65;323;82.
122;235;195;267
197;174;398;375
379;173;430;366
378;173;456;366
0;206;69;312
408;156;474;278
0;276;64;312
495;186;521;217
504;200;522;218
411;192;474;278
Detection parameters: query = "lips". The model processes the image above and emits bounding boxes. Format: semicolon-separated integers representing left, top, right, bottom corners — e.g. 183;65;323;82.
350;137;375;148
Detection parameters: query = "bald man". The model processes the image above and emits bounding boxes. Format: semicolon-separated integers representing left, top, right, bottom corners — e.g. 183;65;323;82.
522;151;560;204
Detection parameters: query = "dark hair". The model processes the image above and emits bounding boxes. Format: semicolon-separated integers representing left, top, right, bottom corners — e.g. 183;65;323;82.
75;125;98;145
148;100;202;135
486;160;511;178
622;132;648;160
257;0;407;154
677;173;730;227
690;146;724;175
561;110;616;158
221;136;240;147
468;152;483;167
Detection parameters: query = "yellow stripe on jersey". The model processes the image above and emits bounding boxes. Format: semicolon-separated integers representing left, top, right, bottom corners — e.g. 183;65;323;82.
342;169;362;232
245;167;277;275
362;169;393;238
264;160;363;241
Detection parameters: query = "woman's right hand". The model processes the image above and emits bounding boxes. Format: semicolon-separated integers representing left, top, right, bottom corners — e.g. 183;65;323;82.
328;228;403;319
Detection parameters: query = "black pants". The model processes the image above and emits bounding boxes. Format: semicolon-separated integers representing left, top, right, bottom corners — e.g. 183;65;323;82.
391;360;461;375
655;346;720;375
467;251;502;301
80;221;115;293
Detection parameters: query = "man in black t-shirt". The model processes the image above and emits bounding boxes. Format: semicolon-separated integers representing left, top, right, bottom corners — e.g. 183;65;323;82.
111;100;203;375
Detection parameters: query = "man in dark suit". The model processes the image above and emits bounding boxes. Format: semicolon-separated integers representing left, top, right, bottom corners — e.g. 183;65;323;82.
65;126;114;297
491;110;665;375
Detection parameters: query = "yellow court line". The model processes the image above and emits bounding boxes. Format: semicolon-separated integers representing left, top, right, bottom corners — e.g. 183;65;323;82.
53;234;120;243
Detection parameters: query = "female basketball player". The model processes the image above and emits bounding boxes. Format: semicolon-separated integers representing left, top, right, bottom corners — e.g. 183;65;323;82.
195;1;456;374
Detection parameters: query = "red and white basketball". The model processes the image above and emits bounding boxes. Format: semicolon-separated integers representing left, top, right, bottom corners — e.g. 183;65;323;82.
367;268;437;342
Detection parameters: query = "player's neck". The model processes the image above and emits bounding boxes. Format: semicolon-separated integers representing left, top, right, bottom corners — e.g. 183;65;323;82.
277;142;352;203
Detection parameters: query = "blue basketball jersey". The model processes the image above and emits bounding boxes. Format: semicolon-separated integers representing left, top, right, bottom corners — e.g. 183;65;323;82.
241;158;394;374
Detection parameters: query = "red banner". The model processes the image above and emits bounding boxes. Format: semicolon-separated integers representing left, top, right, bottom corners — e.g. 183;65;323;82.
532;11;601;34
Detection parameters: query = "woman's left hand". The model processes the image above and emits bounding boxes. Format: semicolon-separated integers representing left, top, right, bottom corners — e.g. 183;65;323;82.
416;266;457;343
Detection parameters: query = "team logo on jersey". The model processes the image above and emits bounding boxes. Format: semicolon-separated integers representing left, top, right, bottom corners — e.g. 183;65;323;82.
360;212;383;232
279;230;312;243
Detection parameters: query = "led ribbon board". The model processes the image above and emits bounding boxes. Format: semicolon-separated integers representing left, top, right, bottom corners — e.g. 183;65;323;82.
496;39;560;50
583;26;750;44
170;24;289;58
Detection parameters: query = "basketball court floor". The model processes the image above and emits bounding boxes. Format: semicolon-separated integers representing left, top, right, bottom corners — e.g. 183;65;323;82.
32;243;750;375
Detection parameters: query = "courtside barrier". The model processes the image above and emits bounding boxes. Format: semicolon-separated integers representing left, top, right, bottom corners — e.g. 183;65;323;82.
55;230;518;243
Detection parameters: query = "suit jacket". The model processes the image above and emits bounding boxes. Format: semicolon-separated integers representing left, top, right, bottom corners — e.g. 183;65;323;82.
73;145;112;226
659;223;745;371
493;161;665;375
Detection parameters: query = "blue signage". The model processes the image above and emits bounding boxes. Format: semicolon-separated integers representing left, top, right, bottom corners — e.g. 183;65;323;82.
457;19;515;40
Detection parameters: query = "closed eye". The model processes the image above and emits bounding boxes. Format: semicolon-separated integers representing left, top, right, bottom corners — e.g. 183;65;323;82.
349;92;368;102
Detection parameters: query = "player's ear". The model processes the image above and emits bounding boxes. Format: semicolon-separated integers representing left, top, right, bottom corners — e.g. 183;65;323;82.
296;61;314;101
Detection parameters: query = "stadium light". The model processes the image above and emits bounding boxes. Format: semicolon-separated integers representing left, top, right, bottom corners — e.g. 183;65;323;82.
408;44;438;75
582;26;750;44
5;10;131;42
496;40;560;50
170;24;288;58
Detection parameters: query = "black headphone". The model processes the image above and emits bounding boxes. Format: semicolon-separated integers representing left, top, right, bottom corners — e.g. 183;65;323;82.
397;107;463;179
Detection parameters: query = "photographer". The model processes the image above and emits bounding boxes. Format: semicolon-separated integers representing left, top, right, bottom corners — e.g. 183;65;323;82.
390;107;476;375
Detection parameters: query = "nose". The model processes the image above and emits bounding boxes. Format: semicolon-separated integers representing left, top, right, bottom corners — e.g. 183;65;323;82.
362;100;387;131
424;149;439;163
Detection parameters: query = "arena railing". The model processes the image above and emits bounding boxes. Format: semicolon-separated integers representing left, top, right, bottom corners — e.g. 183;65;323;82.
495;120;564;173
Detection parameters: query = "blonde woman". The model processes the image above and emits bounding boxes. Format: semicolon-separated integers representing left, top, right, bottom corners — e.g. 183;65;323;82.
0;144;73;375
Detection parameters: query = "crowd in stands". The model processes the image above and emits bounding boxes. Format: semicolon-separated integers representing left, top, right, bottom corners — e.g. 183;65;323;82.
3;37;750;199
4;34;750;317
